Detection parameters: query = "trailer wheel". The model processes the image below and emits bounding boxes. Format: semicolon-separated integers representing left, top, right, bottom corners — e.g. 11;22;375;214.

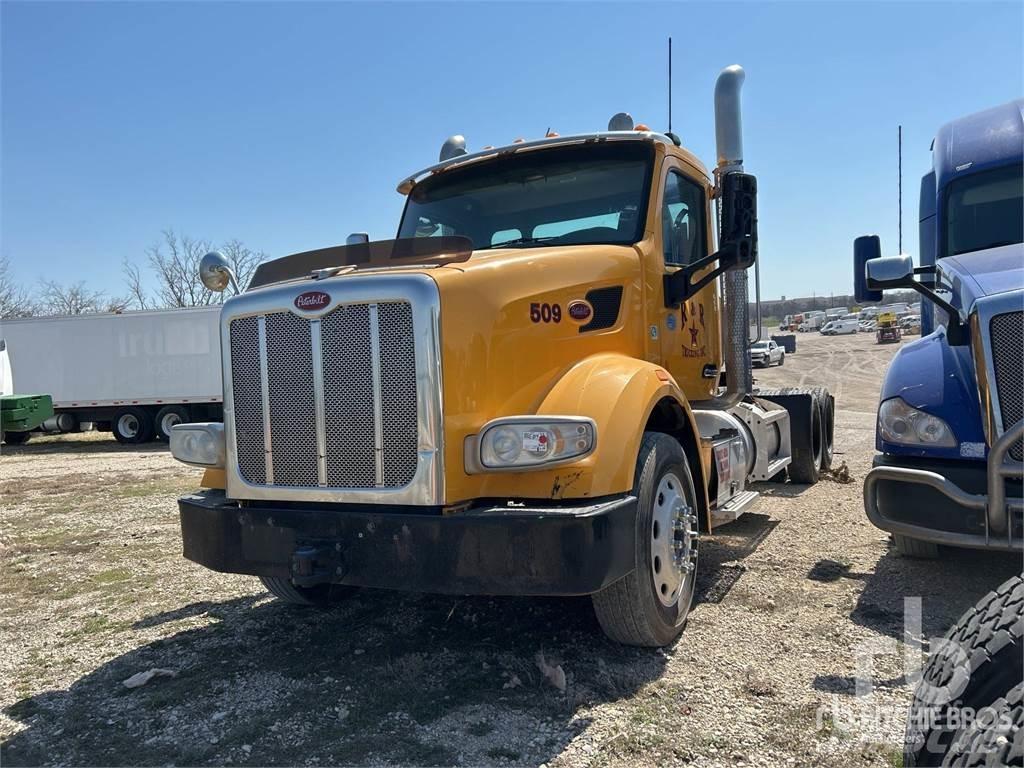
112;407;154;444
892;534;940;559
3;431;31;445
808;387;835;470
904;575;1024;766
154;406;190;441
592;432;699;647
259;576;356;606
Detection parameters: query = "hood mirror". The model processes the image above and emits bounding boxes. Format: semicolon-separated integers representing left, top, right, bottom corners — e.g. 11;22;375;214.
199;251;240;294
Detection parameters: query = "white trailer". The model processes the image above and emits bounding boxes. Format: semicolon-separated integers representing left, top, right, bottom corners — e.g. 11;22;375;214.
0;307;222;443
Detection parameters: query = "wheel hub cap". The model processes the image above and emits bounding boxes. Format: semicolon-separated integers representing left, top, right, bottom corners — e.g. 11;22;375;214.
650;471;698;607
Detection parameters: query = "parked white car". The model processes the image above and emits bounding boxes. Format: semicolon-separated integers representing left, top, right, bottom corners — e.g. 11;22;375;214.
749;339;785;367
829;319;859;335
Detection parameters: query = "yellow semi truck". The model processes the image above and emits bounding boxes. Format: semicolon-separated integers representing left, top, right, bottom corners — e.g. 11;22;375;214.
171;65;834;647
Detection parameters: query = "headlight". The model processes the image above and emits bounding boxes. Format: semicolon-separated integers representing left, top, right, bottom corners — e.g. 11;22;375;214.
479;417;595;470
878;398;956;448
170;422;226;467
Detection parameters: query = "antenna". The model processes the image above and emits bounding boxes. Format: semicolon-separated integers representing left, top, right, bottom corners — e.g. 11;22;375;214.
898;124;903;253
668;37;673;133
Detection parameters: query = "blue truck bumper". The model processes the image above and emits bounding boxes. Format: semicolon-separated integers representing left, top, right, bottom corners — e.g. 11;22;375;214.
864;422;1023;551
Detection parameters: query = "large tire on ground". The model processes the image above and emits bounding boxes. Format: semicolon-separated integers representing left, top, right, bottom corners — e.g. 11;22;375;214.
905;575;1024;766
3;430;31;445
893;533;940;559
809;386;835;471
112;407;155;444
788;397;823;484
778;352;785;367
154;405;190;442
259;576;356;606
592;432;699;647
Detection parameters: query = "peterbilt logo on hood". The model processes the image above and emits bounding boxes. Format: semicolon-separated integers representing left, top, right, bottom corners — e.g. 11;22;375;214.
567;300;593;322
294;291;331;311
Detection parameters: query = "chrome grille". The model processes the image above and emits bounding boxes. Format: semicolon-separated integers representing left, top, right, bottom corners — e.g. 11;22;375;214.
229;317;266;484
990;311;1023;461
228;300;419;490
322;304;376;488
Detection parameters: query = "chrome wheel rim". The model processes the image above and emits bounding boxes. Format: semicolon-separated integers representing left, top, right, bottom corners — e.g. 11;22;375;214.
117;414;139;438
650;471;698;607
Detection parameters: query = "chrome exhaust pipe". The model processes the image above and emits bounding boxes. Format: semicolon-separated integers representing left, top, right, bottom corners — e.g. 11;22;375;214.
703;64;752;408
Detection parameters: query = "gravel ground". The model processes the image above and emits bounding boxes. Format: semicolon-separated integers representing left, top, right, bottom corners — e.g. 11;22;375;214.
2;331;1020;767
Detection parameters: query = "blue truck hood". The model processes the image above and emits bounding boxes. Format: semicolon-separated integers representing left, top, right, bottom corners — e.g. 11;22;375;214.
942;243;1024;312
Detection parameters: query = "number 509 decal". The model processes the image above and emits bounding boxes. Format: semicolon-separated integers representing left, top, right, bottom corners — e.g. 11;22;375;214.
530;302;562;323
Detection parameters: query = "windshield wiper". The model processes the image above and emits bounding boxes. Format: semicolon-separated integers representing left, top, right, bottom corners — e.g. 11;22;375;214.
476;236;561;250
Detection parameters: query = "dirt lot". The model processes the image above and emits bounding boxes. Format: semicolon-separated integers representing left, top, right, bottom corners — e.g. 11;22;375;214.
2;331;1020;767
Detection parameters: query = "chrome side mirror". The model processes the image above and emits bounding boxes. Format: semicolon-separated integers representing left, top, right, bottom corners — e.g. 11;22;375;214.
866;254;915;290
199;251;239;294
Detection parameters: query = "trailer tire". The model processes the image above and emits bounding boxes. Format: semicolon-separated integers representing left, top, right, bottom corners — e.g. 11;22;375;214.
592;432;699;648
904;575;1024;766
112;407;154;444
259;576;356;606
3;431;31;445
893;534;940;559
154;406;190;442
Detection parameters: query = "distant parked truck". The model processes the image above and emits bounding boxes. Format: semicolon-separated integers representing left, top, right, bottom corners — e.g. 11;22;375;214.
1;307;222;443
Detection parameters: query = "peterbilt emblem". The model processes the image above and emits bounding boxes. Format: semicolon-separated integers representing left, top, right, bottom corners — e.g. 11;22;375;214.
294;291;331;311
567;300;593;323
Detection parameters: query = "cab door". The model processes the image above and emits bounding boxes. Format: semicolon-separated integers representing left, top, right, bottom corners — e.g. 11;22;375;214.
656;162;721;400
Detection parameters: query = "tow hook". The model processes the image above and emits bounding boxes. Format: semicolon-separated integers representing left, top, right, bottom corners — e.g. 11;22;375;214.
291;542;345;587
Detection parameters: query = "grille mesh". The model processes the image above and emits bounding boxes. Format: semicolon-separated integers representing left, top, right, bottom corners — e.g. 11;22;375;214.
990;311;1023;461
265;313;319;486
229;317;266;484
322;304;376;488
229;300;419;490
377;302;419;486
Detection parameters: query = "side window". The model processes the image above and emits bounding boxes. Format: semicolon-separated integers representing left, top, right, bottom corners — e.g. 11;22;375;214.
662;171;708;266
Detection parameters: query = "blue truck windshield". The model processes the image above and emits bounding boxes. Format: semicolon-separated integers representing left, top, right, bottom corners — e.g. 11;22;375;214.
944;163;1024;257
397;143;653;251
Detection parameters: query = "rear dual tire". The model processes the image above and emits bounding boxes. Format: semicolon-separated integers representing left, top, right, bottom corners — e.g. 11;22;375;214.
259;576;357;606
112;407;154;444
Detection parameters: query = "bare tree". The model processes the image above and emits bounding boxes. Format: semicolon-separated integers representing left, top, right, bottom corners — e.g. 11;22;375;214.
0;257;36;318
125;230;265;308
37;280;132;316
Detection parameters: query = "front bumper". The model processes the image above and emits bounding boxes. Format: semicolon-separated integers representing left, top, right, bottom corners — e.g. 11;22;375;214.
178;490;638;596
864;422;1023;551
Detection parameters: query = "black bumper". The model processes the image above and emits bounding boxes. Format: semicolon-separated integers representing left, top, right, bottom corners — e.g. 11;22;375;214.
867;454;1022;550
178;490;638;596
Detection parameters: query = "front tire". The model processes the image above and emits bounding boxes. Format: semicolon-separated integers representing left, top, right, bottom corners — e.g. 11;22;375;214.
259;576;357;606
592;432;699;647
893;534;940;559
3;431;31;445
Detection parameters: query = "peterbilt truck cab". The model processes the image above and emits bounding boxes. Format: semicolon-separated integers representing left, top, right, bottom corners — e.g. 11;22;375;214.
171;66;834;647
854;99;1023;557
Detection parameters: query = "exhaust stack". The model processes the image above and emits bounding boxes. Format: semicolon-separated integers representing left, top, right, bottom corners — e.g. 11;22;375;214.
710;64;753;407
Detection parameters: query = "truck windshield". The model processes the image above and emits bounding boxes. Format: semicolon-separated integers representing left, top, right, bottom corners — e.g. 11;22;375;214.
397;143;653;250
944;163;1024;257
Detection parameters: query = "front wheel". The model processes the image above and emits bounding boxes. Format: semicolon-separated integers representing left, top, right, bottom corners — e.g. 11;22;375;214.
3;430;31;445
592;432;699;647
259;576;357;606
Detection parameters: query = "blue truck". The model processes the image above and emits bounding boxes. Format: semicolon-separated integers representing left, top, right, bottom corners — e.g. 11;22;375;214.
854;99;1023;557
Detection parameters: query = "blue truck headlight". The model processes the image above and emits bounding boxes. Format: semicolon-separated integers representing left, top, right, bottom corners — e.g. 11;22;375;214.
479;417;596;470
170;423;226;467
878;397;956;448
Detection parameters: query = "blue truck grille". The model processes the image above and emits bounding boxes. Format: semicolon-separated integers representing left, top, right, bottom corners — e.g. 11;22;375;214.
990;311;1023;461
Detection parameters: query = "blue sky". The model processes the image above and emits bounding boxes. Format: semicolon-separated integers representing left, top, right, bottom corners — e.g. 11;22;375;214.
2;1;1021;301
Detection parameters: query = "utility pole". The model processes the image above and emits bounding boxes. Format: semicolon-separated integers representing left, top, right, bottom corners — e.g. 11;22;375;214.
898;124;903;254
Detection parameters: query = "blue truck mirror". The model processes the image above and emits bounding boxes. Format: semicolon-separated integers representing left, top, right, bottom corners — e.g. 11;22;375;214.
853;235;883;303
